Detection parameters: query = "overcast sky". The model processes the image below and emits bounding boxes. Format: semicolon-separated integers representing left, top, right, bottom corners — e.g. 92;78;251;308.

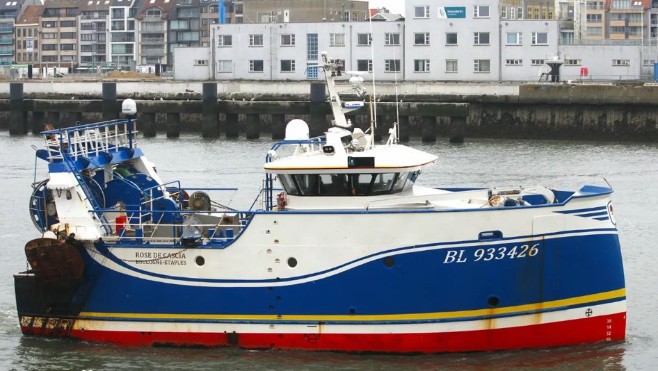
369;0;406;16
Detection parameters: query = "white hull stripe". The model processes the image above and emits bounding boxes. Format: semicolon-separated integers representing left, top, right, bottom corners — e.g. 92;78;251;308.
70;301;626;335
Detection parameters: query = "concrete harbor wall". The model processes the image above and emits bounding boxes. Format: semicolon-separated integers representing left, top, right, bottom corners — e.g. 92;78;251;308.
0;81;657;142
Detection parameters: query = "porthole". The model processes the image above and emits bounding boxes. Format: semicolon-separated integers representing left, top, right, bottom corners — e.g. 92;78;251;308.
287;257;298;268
195;256;205;266
488;296;500;307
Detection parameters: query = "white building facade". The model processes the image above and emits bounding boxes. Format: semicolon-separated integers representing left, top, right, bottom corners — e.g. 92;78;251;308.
173;0;647;82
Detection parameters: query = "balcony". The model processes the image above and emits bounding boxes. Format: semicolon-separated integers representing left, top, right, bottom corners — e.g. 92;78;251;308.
142;24;164;33
142;37;165;44
610;20;628;27
141;48;165;57
144;15;163;22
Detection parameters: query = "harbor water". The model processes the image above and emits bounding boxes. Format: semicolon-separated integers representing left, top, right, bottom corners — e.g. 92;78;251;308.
1;131;657;370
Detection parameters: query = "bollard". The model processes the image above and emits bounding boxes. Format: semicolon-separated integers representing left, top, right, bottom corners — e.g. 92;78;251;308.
166;112;181;138
449;116;465;144
245;113;260;139
225;112;239;138
271;113;286;139
9;83;27;135
102;82;118;121
201;82;219;138
309;82;326;136
421;116;437;143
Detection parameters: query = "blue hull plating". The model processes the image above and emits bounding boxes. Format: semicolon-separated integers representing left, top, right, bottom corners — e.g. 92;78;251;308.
79;231;624;321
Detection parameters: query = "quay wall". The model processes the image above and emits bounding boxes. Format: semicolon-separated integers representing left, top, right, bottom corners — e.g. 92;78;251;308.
1;81;657;142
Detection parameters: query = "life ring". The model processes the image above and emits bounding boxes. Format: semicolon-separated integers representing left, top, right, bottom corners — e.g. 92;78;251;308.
276;192;287;210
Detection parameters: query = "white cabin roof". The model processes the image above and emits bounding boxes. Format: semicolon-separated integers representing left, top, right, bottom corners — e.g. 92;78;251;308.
264;144;438;174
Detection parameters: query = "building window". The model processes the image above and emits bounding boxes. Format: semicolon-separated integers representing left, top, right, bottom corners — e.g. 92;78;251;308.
281;60;296;72
194;60;208;66
506;32;522;45
531;32;548;45
60;44;76;51
307;33;318;60
643;59;655;66
280;34;295;46
446;59;458;73
474;32;490;45
612;59;630;66
249;34;263;46
474;59;491;72
111;21;124;31
60;32;76;39
385;33;400;46
357;59;372;72
414;32;430;45
42;44;57;51
250;60;264;72
330;33;345;47
586;27;602;36
414;59;430;72
61;21;76;27
42;21;57;28
111;8;124;19
446;33;457;45
217;35;232;46
414;6;430;18
474;5;490;18
357;33;371;46
586;14;602;23
385;59;401;72
42;33;57;39
306;63;318;79
531;59;545;66
565;59;582;66
505;59;523;66
217;60;232;73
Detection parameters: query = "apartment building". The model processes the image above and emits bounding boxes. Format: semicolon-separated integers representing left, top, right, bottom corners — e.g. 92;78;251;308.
79;0;109;69
135;0;173;66
200;0;219;46
241;0;369;23
0;1;22;65
608;0;650;41
40;0;78;70
174;0;649;81
14;5;41;66
168;0;202;65
109;0;137;69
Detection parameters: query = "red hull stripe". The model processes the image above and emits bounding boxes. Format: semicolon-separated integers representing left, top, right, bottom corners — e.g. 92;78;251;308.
22;312;626;353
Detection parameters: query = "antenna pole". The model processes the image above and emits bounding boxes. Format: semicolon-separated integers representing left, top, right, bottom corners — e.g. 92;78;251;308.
368;13;377;130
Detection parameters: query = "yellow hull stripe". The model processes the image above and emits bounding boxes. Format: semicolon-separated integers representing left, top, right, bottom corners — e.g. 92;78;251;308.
79;288;625;322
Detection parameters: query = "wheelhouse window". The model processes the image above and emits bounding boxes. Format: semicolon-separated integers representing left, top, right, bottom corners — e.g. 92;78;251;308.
278;172;419;196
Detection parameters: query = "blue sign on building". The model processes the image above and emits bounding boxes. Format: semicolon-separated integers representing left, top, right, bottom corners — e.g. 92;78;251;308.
438;6;466;19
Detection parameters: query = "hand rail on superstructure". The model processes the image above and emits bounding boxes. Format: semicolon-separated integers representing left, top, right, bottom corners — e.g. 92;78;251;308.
41;119;137;163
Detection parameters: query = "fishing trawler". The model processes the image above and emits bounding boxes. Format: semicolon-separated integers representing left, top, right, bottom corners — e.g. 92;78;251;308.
15;52;626;353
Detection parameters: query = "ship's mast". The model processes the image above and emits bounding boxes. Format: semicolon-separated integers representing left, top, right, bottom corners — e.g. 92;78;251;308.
320;52;366;130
